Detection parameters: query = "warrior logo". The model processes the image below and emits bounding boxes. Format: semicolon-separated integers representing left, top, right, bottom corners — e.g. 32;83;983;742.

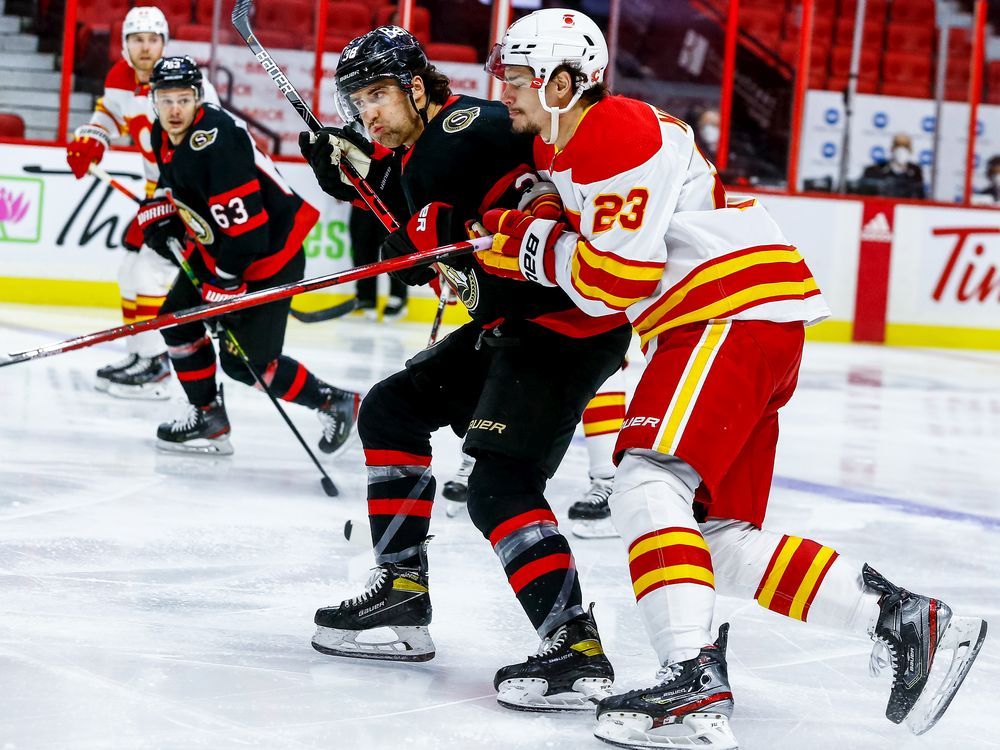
438;261;480;312
442;107;481;134
190;128;218;151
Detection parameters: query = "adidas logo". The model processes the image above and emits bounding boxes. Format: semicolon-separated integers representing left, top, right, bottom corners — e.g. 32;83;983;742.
861;212;893;243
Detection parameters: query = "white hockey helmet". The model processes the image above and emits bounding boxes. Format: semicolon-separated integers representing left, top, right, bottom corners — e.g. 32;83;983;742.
121;6;170;67
487;8;608;143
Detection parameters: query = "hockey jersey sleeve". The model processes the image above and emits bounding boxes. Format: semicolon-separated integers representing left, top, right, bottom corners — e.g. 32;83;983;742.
89;61;135;138
200;128;272;278
544;109;723;318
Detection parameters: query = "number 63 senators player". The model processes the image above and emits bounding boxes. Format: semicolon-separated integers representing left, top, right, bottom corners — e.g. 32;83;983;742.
140;56;359;456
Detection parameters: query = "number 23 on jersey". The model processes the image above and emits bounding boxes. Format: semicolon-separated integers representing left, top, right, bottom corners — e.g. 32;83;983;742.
592;188;649;234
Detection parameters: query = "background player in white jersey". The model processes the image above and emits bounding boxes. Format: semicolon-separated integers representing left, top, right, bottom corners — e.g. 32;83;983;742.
479;9;987;749
65;6;217;399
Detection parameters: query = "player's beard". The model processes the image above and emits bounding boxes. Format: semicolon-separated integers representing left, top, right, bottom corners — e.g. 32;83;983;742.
370;110;422;149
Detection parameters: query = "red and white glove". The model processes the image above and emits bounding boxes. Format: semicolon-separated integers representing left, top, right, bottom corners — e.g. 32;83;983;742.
476;208;564;285
517;180;563;220
66;125;111;179
201;273;247;304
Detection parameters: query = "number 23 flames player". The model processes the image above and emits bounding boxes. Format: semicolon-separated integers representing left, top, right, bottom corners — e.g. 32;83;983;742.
65;7;219;399
477;8;988;750
137;56;359;456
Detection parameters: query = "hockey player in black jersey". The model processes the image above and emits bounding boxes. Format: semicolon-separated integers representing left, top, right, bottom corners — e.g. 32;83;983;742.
299;27;632;712
140;56;359;456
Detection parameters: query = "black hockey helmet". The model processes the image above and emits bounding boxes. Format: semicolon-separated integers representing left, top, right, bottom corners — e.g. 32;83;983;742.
335;25;428;123
150;55;204;99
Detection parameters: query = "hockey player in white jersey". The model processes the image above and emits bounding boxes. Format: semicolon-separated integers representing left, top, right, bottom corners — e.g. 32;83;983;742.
65;6;218;399
479;8;988;749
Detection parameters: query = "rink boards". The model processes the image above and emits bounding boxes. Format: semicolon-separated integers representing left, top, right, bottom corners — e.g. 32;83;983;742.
0;141;998;348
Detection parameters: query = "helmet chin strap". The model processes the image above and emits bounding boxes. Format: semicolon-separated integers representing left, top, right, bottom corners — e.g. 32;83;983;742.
536;71;585;145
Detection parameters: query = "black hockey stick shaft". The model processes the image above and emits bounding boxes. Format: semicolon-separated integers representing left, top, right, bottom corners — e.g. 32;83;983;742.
0;236;489;367
289;297;359;323
427;276;450;346
163;195;339;497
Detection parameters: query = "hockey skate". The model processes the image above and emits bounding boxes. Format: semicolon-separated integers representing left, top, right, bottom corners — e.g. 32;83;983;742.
595;624;738;750
106;353;171;400
863;564;987;735
312;541;434;662
95;353;139;392
443;452;475;517
382;295;408;320
156;385;233;455
569;476;618;539
316;384;360;456
495;604;614;712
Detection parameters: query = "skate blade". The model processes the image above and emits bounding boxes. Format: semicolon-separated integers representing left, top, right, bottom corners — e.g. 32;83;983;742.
94;379;111;393
156;436;234;456
497;677;612;712
571;518;619;539
595;711;739;749
445;499;467;518
106;381;171;401
311;625;435;662
905;616;988;735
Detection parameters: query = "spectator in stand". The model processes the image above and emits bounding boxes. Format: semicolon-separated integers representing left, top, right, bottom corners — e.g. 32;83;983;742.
977;155;1000;204
859;133;926;199
694;107;721;161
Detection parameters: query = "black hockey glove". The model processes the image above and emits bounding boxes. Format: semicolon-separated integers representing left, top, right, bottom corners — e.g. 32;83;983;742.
299;126;396;204
137;195;185;259
379;202;456;287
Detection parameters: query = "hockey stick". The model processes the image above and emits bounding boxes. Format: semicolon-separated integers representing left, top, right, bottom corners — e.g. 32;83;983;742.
0;235;490;368
288;297;359;323
162;192;339;497
427;277;450;346
88;163;142;204
231;0;399;233
232;0;463;326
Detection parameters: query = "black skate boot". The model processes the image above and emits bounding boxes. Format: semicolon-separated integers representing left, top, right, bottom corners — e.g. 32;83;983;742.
495;603;614;712
864;564;987;735
442;452;475;518
382;295;408;321
156;385;233;455
316;384;360;456
95;353;139;392
595;624;737;750
106;352;171;400
312;540;434;662
569;476;617;539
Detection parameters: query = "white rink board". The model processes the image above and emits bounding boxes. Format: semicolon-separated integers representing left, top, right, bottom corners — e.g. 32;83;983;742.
888;204;1000;329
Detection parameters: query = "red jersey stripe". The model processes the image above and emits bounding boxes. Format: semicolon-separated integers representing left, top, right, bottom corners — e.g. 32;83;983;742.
364;449;432;467
368;498;434;518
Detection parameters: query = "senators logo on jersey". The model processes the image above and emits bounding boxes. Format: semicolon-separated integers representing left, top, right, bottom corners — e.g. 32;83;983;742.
190;128;218;151
442;107;480;134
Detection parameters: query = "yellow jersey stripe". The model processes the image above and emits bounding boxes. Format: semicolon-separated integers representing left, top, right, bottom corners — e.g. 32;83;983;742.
628;530;710;562
639;279;818;347
787;546;837;621
756;537;802;610
655;322;727;454
633;565;715;596
636;248;805;336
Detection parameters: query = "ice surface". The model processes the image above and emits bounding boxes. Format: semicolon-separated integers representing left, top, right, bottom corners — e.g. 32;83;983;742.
1;303;997;750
